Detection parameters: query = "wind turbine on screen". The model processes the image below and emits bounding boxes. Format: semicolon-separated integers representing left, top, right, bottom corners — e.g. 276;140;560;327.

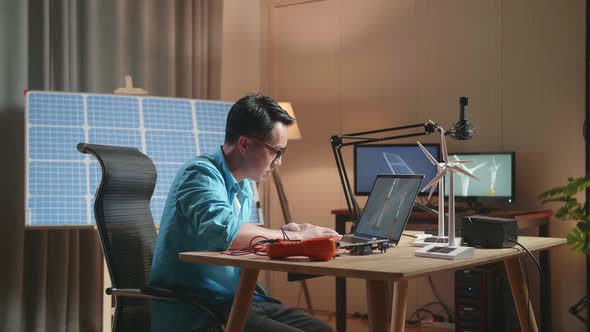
412;126;479;259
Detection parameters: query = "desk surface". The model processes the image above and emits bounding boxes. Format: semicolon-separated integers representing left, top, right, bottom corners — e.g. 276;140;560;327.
179;234;565;332
179;234;564;281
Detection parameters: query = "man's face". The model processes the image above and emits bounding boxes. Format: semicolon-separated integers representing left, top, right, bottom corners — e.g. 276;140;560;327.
245;122;288;182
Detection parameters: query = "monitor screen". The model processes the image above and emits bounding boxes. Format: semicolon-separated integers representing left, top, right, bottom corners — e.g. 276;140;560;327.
354;144;440;196
444;152;515;201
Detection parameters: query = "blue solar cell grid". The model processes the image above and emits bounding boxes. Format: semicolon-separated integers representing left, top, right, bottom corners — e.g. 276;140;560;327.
196;101;231;133
198;133;225;155
144;98;194;130
29;127;86;161
26;92;262;226
29;161;86;196
28;93;84;126
88;128;142;150
145;131;197;163
87;95;140;128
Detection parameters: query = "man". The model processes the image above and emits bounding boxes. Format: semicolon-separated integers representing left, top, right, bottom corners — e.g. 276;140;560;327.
150;94;339;331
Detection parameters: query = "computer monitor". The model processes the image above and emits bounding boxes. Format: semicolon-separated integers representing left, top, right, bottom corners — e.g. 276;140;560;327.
444;152;515;202
354;144;440;196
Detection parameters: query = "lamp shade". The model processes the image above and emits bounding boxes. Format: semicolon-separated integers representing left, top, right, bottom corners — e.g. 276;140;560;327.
279;102;302;140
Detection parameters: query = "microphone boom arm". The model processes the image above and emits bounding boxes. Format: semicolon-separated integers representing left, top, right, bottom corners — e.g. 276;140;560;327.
330;120;439;229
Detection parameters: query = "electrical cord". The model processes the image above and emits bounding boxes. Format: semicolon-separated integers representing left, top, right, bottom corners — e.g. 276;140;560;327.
508;239;544;286
222;226;296;256
404;277;456;327
427;276;455;322
510;245;533;332
509;238;548;332
405;307;444;328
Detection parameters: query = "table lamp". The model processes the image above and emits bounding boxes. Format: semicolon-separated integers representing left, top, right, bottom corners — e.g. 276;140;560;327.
279;102;302;140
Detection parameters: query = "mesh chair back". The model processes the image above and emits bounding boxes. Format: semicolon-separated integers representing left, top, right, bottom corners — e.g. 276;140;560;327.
78;143;158;331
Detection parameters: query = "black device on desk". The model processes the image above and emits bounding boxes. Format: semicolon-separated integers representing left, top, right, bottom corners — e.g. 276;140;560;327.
462;215;518;248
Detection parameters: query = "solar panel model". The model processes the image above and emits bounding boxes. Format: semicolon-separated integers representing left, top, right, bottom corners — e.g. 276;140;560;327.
25;91;262;226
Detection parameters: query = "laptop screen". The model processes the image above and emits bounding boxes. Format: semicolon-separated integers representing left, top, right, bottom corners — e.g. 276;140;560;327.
354;174;424;242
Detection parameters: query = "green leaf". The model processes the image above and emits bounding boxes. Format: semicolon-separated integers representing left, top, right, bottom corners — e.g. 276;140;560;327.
539;187;568;200
540;174;590;255
540;197;568;204
566;228;590;255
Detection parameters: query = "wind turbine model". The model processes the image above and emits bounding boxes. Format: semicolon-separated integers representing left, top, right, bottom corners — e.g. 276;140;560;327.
414;127;479;259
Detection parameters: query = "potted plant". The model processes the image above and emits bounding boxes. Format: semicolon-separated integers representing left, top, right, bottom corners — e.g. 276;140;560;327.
539;175;590;325
539;175;590;254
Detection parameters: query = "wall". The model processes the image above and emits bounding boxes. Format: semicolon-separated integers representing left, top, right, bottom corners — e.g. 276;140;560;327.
219;0;268;101
261;0;586;331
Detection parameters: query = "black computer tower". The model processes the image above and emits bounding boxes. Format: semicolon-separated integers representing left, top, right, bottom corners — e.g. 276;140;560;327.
455;263;519;332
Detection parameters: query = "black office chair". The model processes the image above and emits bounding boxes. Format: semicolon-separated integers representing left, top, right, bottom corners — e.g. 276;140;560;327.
77;143;223;332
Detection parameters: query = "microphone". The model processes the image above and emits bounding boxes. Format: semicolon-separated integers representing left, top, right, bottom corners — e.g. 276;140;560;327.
450;96;475;140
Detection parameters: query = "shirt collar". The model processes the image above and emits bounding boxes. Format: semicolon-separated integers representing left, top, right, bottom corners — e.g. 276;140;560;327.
212;146;252;197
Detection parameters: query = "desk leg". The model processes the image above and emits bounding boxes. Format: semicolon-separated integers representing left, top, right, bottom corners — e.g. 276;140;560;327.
226;268;260;332
335;214;347;332
336;277;346;332
390;280;408;332
539;223;551;332
366;280;389;332
505;257;539;332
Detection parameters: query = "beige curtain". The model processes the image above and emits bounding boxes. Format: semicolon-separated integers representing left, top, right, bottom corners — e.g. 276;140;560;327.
1;0;222;330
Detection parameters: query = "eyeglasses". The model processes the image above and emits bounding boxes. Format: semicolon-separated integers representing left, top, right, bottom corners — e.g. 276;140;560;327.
247;135;286;162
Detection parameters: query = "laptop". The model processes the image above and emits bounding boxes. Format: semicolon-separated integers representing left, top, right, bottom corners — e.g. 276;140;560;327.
339;174;424;248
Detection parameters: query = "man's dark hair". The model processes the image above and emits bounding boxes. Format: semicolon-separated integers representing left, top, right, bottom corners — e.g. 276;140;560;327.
225;93;295;144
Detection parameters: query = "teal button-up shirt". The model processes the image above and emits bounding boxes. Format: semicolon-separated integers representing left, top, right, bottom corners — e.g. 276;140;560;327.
149;147;254;331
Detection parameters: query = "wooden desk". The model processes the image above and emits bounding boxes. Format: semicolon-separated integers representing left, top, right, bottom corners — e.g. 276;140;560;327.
179;234;564;332
332;208;552;332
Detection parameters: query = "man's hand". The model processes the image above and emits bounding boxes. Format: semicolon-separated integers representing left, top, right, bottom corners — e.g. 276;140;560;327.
297;225;341;240
282;222;314;232
232;223;341;249
282;222;302;232
281;222;340;240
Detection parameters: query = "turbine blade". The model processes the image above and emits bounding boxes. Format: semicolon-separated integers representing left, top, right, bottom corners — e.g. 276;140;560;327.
422;171;446;192
451;165;480;181
454;159;474;164
470;162;487;172
427;182;437;200
417;141;439;165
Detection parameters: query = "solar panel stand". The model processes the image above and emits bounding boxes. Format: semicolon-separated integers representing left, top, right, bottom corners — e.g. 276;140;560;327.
113;75;148;96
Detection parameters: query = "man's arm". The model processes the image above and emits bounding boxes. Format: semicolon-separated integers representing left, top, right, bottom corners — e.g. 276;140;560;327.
230;222;341;249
